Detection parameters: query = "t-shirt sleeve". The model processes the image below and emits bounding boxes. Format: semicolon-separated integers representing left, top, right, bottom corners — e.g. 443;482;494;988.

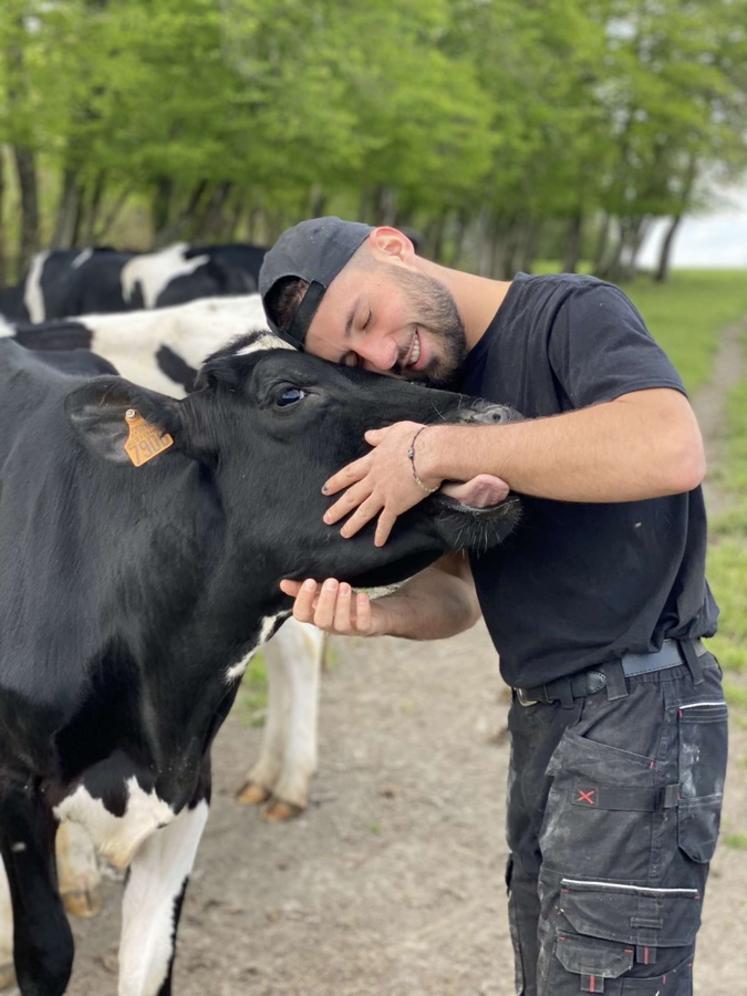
548;281;686;408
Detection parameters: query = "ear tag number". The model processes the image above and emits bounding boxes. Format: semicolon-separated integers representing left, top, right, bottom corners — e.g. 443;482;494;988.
124;408;173;467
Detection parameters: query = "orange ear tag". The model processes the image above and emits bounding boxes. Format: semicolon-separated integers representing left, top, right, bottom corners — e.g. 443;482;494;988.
123;408;174;467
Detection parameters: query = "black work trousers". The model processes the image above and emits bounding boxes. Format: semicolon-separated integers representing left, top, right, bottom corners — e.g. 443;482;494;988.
505;652;727;995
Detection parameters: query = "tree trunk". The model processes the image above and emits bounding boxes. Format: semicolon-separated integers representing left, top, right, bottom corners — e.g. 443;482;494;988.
152;176;175;243
0;147;6;288
12;145;40;274
591;214;611;275
654;214;683;284
52;166;82;248
80;170;106;244
562;212;583;273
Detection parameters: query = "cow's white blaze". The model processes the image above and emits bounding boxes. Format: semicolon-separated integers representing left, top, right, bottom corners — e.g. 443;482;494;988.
226;612;285;683
24;250;49;322
119;800;209;996
81;294;271;396
0;317;13;338
120;243;209;309
53;777;175;870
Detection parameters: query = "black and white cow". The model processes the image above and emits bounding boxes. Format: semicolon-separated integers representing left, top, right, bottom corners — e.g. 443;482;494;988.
0;337;518;994
0;243;267;322
1;297;327;827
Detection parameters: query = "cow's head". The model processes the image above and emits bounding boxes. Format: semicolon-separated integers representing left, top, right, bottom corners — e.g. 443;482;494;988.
65;340;521;591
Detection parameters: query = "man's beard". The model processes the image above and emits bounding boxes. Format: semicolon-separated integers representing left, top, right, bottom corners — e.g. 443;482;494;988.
390;268;467;388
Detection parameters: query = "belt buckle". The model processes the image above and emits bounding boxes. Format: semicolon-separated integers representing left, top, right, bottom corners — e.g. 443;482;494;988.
516;687;539;707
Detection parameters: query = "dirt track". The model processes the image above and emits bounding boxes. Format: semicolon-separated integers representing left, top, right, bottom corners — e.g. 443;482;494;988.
64;622;747;995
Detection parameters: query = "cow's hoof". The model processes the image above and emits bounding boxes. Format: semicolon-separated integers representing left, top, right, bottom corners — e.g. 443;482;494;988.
0;962;16;991
236;780;272;806
62;887;102;918
261;798;304;823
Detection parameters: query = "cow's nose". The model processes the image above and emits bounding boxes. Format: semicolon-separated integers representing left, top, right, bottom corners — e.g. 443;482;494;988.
458;400;518;425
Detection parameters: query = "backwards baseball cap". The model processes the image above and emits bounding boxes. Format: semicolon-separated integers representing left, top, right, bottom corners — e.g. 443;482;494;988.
259;217;373;348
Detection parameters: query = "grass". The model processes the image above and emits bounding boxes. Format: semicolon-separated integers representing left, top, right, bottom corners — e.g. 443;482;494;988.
704;322;747;683
620;271;747;393
235;652;269;727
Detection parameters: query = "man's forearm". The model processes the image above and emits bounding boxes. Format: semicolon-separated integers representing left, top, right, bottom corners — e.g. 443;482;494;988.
418;389;705;502
373;566;481;641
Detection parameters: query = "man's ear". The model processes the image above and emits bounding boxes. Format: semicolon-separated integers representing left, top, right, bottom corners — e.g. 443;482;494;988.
64;376;184;465
368;226;415;263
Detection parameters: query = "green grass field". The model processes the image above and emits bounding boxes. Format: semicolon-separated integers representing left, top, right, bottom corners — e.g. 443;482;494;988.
621;271;747;686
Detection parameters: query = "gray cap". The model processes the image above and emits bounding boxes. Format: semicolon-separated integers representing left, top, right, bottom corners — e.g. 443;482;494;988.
259;217;373;347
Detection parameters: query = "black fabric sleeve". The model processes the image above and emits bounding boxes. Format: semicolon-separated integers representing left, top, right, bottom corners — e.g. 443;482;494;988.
548;282;686;409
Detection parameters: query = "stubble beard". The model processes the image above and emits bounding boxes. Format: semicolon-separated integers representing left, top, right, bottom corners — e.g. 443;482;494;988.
391;268;467;389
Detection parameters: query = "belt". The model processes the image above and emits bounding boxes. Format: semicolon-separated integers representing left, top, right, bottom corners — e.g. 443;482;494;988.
514;638;707;707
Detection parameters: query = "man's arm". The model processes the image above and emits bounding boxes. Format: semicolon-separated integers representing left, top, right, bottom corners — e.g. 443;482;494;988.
321;387;705;546
279;551;481;640
418;388;705;502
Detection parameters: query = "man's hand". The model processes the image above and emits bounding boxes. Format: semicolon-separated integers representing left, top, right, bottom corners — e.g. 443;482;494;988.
322;421;442;547
279;578;385;635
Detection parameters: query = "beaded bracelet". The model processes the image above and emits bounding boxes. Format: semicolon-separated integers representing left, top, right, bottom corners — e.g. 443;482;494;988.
407;425;439;495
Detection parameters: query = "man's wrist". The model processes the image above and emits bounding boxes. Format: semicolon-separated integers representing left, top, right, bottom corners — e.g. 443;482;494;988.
417;423;458;481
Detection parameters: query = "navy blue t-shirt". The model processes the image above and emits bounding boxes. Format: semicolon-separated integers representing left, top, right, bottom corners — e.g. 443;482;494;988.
459;273;718;686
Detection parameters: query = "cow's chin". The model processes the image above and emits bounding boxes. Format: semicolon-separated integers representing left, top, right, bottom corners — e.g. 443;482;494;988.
430;492;521;555
299;492;521;592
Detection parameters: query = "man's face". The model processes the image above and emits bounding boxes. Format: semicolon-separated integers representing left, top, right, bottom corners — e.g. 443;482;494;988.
305;258;467;388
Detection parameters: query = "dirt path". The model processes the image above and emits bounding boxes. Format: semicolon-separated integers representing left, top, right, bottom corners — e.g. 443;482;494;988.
19;318;747;995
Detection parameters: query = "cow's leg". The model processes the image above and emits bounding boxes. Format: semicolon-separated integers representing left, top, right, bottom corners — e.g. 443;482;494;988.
237;620;323;820
118;797;209;996
0;859;15;991
55;821;101;918
0;787;73;996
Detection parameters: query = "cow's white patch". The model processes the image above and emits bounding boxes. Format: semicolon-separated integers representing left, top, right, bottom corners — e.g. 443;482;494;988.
0;316;13;338
82;294;270;396
226;613;285;683
120;243;209;309
71;247;94;269
235;331;294;355
23;250;49;322
53;777;175;870
0;859;12;977
119;800;208;996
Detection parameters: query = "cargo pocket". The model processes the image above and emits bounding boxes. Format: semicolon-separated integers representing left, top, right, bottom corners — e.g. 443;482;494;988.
548;878;700;994
677;700;728;863
539;729;665;881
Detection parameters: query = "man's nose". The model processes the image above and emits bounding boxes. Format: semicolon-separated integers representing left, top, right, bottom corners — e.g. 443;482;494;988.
355;335;400;373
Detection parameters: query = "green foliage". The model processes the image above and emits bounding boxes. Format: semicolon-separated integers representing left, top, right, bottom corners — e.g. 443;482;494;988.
0;0;745;256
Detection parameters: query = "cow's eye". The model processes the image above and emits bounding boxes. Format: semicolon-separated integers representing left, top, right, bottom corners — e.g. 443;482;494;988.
276;386;306;407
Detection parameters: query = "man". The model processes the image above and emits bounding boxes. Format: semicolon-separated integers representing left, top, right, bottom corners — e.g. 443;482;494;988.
259;217;727;995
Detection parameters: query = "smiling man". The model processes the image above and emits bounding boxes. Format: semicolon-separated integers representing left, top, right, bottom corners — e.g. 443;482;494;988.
259;216;726;996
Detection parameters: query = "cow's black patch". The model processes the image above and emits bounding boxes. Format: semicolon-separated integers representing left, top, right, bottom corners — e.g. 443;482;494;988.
157;344;197;393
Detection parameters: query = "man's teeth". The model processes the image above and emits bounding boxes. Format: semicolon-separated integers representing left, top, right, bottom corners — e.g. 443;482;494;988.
408;332;421;366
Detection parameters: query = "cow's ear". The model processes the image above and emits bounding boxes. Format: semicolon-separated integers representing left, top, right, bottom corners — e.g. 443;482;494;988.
65;376;183;465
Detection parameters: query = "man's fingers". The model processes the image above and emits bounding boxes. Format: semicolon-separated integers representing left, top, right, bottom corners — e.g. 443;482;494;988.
279;579;303;597
374;507;399;548
355;591;372;633
322;454;372;497
333;582;354;632
324;480;372;526
288;578;319;621
339;493;384;539
312;578;339;629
